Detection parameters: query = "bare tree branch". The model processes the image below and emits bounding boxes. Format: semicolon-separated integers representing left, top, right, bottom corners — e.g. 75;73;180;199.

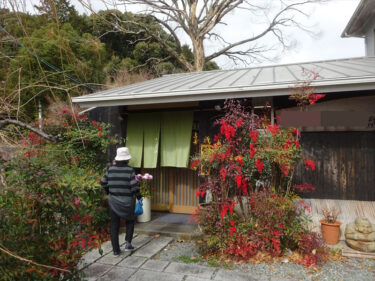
0;119;58;143
129;55;172;72
0;244;71;274
77;0;322;71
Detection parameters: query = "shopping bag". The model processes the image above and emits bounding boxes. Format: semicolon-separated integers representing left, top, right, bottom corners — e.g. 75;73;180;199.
134;198;143;216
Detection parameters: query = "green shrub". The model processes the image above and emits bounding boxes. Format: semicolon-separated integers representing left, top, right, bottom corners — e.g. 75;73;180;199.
0;110;119;280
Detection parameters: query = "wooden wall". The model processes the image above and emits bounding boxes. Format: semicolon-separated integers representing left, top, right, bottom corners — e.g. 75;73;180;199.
146;167;199;213
89;106;127;160
294;131;375;201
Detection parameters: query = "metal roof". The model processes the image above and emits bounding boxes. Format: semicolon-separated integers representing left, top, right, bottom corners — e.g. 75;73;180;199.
341;0;375;38
72;57;375;108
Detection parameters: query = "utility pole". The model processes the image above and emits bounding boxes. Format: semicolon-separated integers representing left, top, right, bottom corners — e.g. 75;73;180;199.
38;99;42;130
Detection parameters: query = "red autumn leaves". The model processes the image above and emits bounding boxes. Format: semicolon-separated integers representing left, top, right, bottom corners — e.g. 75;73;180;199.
266;124;279;137
192;114;315;196
304;159;315;171
220;201;235;220
255;159;264;174
92;120;103;137
249;130;258;159
190;159;200;170
249;130;259;143
220;120;236;140
219;201;236;235
309;94;325;105
235;174;247;195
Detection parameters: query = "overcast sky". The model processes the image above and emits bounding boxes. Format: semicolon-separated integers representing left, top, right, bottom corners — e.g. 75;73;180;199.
21;0;365;69
274;0;364;65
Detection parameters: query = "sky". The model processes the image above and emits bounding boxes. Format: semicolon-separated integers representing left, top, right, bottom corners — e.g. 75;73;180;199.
17;0;365;69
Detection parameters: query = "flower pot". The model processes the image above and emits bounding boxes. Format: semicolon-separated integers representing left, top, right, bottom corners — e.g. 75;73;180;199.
320;219;341;245
137;197;151;223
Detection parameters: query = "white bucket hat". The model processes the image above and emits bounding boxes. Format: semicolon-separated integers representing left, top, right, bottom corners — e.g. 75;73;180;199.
115;147;131;161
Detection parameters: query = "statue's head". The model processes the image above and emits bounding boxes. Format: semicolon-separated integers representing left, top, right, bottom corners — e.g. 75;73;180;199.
354;217;373;234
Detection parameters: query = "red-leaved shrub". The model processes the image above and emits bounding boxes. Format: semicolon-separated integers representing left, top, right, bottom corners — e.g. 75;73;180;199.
193;100;328;267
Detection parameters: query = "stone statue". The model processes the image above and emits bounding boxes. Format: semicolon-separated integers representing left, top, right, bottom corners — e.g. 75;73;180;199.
345;217;375;252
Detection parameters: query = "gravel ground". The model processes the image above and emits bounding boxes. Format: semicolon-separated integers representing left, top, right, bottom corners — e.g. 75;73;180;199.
156;241;375;281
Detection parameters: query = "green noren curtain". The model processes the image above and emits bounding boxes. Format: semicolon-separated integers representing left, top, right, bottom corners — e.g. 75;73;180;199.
161;111;193;168
126;113;144;168
126;113;160;168
143;112;160;168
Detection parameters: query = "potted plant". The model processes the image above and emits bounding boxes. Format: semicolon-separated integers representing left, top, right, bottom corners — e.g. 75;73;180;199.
320;206;341;245
136;173;153;223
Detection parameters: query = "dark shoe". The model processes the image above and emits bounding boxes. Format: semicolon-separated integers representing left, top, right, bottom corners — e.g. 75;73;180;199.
113;250;122;256
125;242;135;251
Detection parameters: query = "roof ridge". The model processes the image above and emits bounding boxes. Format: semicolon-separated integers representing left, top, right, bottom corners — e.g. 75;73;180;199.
162;56;375;77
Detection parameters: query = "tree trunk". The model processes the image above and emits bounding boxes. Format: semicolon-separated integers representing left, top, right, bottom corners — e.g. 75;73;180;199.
192;38;205;72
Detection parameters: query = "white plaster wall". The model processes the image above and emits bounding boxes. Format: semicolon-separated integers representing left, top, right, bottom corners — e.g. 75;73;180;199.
275;95;375;131
277;95;375;113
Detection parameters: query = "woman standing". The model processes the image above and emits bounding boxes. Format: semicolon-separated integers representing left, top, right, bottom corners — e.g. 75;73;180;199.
100;147;142;256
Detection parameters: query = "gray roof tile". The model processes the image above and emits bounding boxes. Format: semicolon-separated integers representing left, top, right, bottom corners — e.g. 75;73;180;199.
72;57;375;107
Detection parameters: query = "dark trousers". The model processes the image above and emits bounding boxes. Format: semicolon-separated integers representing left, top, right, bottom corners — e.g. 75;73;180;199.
110;208;135;252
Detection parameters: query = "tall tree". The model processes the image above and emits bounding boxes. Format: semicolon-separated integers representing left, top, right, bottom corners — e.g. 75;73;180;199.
85;10;218;75
78;0;321;72
34;0;79;24
4;22;106;119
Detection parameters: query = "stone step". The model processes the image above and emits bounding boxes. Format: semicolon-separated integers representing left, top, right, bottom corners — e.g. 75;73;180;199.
132;222;202;240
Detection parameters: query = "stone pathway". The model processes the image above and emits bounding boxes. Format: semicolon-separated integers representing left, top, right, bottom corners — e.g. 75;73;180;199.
80;234;270;281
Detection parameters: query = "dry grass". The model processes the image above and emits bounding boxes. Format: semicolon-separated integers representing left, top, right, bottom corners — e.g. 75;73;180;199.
105;69;154;89
43;96;80;128
205;247;346;272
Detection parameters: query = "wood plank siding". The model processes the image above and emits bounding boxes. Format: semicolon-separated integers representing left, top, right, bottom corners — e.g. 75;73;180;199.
145;167;200;214
294;132;375;201
145;167;170;211
169;167;200;213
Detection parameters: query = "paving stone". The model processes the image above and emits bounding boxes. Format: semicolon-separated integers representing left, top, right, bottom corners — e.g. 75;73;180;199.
131;234;153;250
140;259;169;271
100;241;114;254
82;263;112;280
96;266;136;281
81;249;105;265
133;236;173;258
214;269;259;281
97;251;131;265
117;256;147;268
119;232;138;246
82;277;97;281
128;269;184;281
78;259;90;271
185;277;212;281
164;262;215;279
